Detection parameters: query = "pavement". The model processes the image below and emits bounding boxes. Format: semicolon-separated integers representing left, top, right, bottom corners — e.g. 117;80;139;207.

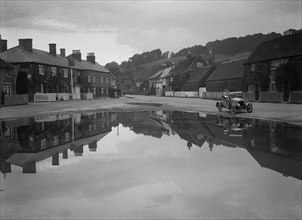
0;95;301;125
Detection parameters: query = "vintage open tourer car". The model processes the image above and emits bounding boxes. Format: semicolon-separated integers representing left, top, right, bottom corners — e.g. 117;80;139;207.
216;91;253;114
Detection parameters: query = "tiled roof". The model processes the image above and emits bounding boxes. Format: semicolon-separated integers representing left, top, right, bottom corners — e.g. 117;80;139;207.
246;32;302;64
158;67;172;79
187;65;214;84
148;69;164;80
0;46;84;70
0;57;13;69
206;59;246;82
74;59;110;73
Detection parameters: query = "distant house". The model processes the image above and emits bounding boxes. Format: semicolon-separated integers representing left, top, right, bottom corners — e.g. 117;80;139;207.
148;69;163;90
155;67;172;96
206;59;246;92
169;52;210;91
244;31;302;102
0;57;14;105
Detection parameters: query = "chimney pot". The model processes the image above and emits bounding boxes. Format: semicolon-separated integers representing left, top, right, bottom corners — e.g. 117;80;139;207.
49;43;56;56
19;38;33;52
72;50;81;61
60;48;66;57
0;38;7;52
87;52;95;64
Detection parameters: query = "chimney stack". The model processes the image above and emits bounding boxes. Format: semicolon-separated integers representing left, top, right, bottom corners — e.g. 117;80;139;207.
0;36;7;52
87;52;95;64
60;48;66;57
19;38;33;52
186;50;192;59
49;43;56;56
72;50;81;61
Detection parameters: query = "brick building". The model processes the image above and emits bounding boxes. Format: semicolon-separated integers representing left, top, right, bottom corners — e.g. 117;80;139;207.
0;57;14;105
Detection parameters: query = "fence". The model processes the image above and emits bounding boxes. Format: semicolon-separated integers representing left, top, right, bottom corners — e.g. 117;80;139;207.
4;94;28;106
164;91;199;98
57;93;70;101
201;92;223;100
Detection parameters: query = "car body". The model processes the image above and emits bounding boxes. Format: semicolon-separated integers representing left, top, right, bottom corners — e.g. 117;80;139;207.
216;91;253;114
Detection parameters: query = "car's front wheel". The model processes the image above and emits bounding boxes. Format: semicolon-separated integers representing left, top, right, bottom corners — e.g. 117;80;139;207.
247;104;253;113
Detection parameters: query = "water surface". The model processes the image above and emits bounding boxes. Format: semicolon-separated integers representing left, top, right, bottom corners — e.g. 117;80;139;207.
0;111;301;219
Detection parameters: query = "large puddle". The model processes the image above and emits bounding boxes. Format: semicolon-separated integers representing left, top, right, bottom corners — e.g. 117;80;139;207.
0;111;301;219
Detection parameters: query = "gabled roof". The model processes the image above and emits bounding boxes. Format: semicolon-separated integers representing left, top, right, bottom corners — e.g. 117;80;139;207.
158;67;172;79
170;55;197;75
0;46;84;70
0;57;14;69
170;54;209;75
187;65;214;84
148;69;164;80
74;59;110;73
206;59;246;82
246;32;302;64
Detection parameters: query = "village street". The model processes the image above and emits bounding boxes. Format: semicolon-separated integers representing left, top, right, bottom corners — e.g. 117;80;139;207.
1;95;301;125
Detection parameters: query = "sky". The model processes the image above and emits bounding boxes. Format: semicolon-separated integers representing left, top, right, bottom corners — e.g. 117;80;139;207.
0;0;301;65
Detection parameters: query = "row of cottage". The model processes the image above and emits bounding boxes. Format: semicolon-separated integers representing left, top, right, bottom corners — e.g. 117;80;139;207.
149;30;302;103
0;37;116;106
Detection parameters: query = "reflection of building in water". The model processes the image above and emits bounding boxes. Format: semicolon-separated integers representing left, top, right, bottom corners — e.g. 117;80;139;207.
118;112;169;138
0;111;116;175
150;111;302;180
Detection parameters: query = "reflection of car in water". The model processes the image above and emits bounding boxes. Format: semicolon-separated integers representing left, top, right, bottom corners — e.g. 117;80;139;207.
217;116;253;136
216;91;253;114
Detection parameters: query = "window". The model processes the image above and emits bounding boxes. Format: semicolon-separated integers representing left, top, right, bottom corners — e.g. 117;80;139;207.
51;67;57;76
38;65;44;75
101;76;104;84
53;136;58;146
271;80;276;92
63;69;68;78
65;132;70;142
41;139;46;150
251;64;255;71
93;76;96;83
88;75;91;83
106;77;109;84
197;62;203;68
101;88;104;94
93;87;96;94
3;84;13;95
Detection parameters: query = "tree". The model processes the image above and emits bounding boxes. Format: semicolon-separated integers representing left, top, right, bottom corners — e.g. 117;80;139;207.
105;61;120;77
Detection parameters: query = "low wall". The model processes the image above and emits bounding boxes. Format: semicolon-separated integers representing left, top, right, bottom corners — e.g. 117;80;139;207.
72;93;81;100
4;94;28;106
81;93;93;100
291;91;302;104
259;92;282;103
34;93;57;102
174;91;198;97
242;92;255;102
202;92;223;100
165;91;174;97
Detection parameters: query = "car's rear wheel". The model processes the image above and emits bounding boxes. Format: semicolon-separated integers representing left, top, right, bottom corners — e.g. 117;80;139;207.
230;106;236;114
247;104;253;113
